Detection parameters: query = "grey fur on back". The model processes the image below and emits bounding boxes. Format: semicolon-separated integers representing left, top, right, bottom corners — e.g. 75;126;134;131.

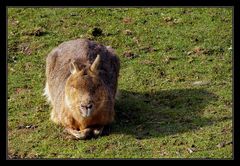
45;39;120;111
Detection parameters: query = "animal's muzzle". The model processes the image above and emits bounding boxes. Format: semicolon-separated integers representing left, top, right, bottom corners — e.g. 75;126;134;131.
80;103;94;118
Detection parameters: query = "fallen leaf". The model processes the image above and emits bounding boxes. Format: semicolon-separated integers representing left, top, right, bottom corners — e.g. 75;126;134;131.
15;88;24;94
190;46;213;56
160;151;168;156
123;29;132;35
19;124;38;129
140;60;155;65
193;46;203;54
122;17;133;24
32;27;46;36
164;17;173;22
187;51;194;55
19;43;32;55
123;51;139;59
26;125;32;129
10;19;19;26
24;62;33;70
133;37;140;45
192;81;210;86
17;124;25;129
217;141;226;148
187;147;196;154
164;56;177;64
140;46;158;53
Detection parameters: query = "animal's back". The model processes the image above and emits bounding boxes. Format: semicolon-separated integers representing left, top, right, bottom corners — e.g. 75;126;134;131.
45;39;120;110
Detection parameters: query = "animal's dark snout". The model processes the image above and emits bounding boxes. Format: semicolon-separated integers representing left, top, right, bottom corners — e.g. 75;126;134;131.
80;102;94;118
81;103;93;109
81;104;93;109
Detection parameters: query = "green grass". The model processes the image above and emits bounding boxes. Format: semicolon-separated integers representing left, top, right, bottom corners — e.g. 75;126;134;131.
8;8;232;159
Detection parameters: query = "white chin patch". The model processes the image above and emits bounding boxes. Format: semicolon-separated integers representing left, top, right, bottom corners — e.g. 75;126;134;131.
81;108;92;118
86;108;92;117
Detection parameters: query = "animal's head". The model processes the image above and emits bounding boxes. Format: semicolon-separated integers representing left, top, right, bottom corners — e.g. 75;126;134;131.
65;55;108;118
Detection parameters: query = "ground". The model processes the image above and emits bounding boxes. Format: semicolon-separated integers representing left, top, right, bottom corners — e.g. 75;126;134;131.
8;8;232;159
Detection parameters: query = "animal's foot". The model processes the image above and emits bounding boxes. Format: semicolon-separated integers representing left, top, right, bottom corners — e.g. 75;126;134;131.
66;128;91;140
93;127;104;137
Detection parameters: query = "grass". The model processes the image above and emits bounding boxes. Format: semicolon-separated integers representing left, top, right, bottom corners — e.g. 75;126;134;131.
8;8;232;159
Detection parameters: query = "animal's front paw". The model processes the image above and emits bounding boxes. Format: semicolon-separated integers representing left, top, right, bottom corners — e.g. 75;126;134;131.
66;128;91;140
93;127;104;137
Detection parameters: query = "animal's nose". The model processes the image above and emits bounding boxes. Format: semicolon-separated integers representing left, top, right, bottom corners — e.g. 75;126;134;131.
81;103;93;109
86;104;93;109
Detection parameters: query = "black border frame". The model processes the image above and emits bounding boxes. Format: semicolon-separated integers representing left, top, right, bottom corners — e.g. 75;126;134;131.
2;0;239;161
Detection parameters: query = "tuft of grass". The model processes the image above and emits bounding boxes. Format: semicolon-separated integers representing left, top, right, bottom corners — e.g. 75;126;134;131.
8;8;232;159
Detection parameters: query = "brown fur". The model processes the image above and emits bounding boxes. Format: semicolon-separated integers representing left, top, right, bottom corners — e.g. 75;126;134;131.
44;39;120;139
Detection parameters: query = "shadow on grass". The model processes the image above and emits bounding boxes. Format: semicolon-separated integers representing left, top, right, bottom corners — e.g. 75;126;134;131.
111;88;220;139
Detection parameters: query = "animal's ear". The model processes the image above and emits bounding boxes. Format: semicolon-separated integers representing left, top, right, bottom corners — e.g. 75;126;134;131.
90;54;100;73
70;61;79;74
